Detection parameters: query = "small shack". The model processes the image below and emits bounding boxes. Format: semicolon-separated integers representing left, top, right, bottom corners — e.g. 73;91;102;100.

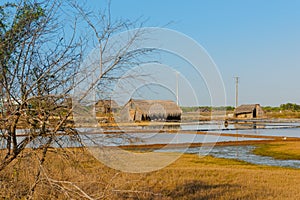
234;104;264;119
120;99;182;122
95;100;118;114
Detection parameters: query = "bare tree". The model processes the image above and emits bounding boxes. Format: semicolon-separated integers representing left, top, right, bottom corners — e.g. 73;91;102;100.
0;0;155;198
72;0;155;100
0;0;81;170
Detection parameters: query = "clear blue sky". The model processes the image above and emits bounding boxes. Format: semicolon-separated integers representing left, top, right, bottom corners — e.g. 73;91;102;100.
87;0;300;107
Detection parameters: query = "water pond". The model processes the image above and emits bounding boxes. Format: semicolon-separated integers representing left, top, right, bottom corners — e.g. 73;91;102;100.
155;145;300;169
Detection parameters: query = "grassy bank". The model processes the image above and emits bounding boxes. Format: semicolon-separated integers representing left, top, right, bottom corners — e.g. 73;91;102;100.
0;147;299;199
253;141;300;160
264;111;300;119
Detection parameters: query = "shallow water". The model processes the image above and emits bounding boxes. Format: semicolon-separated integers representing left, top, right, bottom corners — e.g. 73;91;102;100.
181;122;300;131
155;145;300;169
211;128;300;138
1;123;300;169
78;133;265;147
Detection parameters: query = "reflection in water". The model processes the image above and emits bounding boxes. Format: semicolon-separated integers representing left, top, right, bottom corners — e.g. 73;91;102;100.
0;132;267;149
0;135;83;149
181;121;299;131
80;133;265;147
234;122;266;129
139;124;181;130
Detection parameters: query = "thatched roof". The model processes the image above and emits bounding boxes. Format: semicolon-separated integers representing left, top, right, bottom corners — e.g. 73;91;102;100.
95;100;118;108
128;99;182;116
234;104;259;114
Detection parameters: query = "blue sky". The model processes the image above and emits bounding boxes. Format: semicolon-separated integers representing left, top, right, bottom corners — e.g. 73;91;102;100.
88;0;300;107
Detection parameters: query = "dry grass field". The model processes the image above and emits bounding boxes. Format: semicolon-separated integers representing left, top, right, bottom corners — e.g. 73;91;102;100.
253;141;300;160
264;111;300;119
0;143;300;200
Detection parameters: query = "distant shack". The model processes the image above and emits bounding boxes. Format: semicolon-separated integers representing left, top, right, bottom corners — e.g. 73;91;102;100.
95;100;118;114
234;104;264;119
120;99;182;122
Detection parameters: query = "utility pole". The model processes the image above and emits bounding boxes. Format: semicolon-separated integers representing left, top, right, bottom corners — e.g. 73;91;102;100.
176;72;179;105
234;76;240;158
234;76;239;108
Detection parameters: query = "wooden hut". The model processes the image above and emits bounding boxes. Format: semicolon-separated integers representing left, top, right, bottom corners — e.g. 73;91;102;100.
95;100;118;114
234;104;264;119
120;99;182;122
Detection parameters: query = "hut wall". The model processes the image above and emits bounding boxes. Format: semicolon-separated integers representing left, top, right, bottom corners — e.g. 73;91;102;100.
95;100;118;115
133;110;141;121
120;104;138;122
120;105;130;121
255;105;265;118
236;112;253;119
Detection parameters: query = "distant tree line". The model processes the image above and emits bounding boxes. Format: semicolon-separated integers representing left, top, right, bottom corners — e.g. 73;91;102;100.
263;103;300;112
181;106;235;113
182;103;300;113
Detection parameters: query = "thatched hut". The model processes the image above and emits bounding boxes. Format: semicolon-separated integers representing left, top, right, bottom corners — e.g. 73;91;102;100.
120;99;182;122
95;100;118;114
234;104;264;119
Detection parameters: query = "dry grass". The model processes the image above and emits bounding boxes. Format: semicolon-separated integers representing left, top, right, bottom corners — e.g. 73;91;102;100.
253;141;300;160
265;111;300;118
0;148;299;199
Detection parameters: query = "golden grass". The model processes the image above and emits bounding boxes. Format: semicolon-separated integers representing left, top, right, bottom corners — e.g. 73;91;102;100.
253;141;300;160
265;111;300;118
0;148;299;199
